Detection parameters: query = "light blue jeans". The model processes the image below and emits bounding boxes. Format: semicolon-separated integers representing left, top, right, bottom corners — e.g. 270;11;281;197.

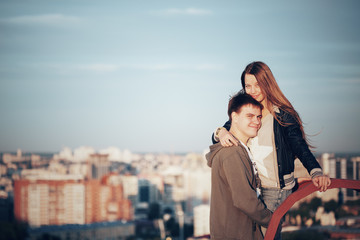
261;188;292;240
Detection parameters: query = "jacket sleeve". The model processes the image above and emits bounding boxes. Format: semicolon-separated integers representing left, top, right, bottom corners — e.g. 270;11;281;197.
280;112;323;177
222;149;273;227
211;120;231;144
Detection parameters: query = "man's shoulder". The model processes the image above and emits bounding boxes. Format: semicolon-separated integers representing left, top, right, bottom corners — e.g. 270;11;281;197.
217;145;248;159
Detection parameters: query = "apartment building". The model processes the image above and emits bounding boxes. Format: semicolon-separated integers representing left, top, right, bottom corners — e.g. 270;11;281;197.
14;173;133;227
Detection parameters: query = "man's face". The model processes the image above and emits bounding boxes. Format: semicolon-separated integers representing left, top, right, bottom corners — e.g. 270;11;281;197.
232;104;262;139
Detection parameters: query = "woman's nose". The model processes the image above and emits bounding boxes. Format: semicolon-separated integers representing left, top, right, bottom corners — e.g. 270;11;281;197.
249;87;255;94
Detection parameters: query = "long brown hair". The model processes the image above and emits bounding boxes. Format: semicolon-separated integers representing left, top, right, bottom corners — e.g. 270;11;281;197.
240;61;313;147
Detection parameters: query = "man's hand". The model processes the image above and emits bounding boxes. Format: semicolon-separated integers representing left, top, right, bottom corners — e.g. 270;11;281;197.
312;175;331;192
219;128;238;147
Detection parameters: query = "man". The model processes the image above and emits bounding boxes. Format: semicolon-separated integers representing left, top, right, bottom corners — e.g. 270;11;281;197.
206;92;272;240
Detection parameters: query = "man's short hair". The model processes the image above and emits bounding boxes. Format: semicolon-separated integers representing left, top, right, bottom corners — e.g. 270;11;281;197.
227;91;263;121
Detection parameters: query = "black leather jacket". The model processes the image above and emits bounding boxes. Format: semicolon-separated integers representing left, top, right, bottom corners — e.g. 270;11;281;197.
213;109;322;189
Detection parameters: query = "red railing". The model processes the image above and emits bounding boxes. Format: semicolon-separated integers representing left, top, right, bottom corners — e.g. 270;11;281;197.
264;178;360;240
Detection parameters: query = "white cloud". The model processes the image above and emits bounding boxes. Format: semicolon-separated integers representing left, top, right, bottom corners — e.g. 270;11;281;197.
156;8;212;16
132;64;179;70
131;63;223;71
193;64;224;71
77;64;119;72
4;14;82;26
73;63;224;73
344;78;360;84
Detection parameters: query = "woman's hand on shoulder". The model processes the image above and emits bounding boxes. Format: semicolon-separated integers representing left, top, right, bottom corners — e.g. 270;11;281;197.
219;128;238;147
312;175;331;192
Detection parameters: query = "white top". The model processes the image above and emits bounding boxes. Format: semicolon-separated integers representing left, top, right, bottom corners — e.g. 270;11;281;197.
248;113;295;190
239;140;261;197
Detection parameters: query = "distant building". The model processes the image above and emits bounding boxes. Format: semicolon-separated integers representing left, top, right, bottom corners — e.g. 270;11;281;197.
99;174;133;222
321;153;360;201
193;204;210;237
14;178;86;226
73;146;95;162
183;153;211;214
0;196;13;221
28;220;135;240
349;157;360;199
54;147;73;161
138;177;162;203
2;149;41;170
292;153;359;208
14;173;133;227
120;175;138;208
162;167;185;203
315;207;336;226
87;153;110;180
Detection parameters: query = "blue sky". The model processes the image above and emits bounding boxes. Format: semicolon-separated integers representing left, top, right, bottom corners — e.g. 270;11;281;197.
0;0;359;154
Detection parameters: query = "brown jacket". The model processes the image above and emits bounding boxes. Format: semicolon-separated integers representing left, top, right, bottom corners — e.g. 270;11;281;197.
206;143;272;240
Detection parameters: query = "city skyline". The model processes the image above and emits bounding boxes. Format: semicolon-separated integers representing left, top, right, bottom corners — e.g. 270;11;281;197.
1;1;360;154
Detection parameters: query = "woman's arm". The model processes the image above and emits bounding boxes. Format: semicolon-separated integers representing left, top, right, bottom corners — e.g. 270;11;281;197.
211;121;238;146
281;112;331;191
281;112;320;170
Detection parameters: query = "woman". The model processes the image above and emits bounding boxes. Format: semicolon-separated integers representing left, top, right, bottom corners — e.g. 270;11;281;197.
212;61;331;239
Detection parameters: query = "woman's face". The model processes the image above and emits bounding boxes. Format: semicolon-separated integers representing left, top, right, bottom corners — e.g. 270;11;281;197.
244;74;265;103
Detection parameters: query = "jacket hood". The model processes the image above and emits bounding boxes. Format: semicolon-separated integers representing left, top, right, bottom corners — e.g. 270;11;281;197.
205;143;224;167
